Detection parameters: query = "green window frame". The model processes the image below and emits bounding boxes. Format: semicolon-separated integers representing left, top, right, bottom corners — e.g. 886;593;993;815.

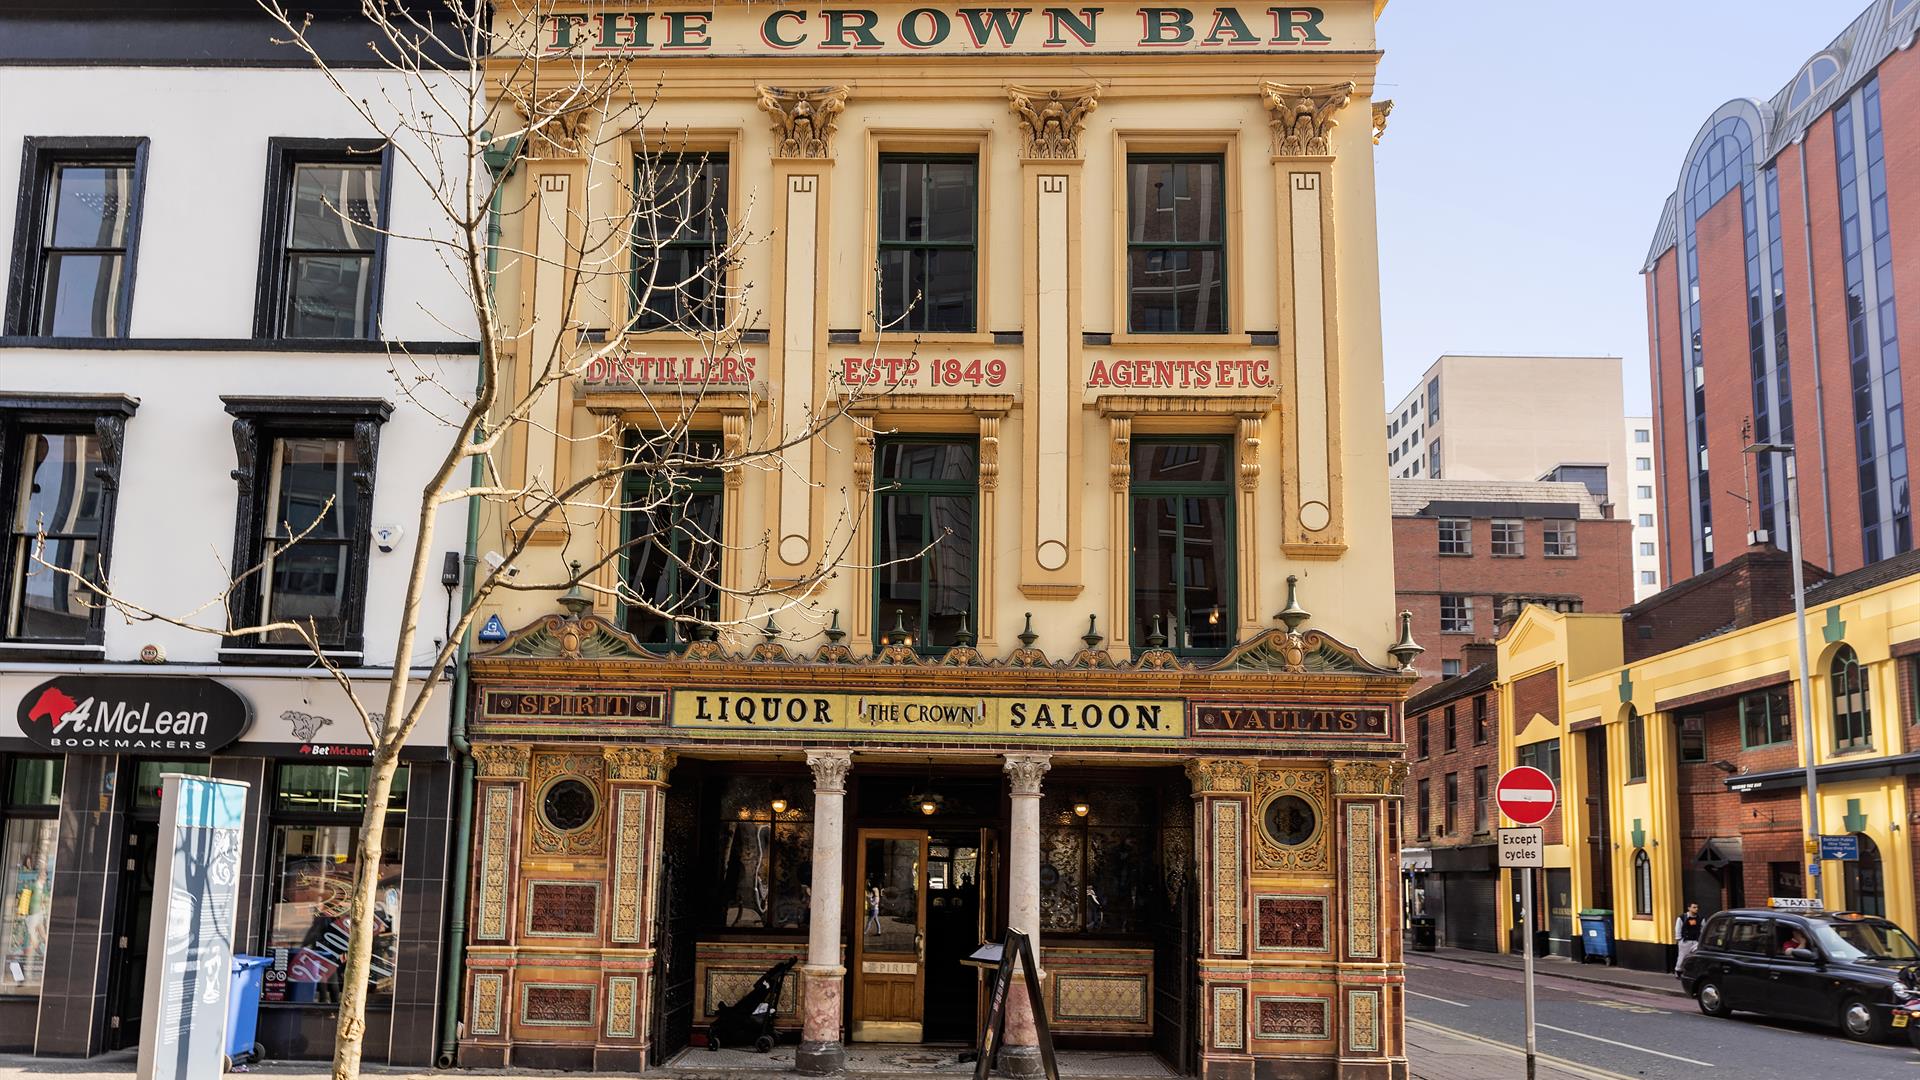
1738;688;1792;749
1127;438;1236;656
873;437;978;651
620;432;724;647
1831;644;1873;751
1124;154;1227;334
876;154;978;334
629;152;730;333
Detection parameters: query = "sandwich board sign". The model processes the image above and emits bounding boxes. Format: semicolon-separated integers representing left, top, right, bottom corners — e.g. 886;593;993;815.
136;774;249;1080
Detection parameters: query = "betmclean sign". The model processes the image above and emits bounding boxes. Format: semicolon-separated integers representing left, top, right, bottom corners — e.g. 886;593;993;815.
16;675;252;755
671;690;1183;740
534;5;1344;56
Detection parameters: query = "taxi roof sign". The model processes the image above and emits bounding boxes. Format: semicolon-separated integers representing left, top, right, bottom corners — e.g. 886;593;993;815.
1767;896;1823;912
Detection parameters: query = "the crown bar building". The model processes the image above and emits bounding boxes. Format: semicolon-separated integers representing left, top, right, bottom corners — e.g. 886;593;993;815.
459;2;1412;1078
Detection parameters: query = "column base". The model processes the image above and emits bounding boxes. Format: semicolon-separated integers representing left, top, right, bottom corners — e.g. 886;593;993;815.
998;1045;1044;1077
796;1040;846;1075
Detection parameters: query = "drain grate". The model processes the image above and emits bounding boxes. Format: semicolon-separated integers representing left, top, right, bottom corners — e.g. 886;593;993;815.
882;1051;958;1068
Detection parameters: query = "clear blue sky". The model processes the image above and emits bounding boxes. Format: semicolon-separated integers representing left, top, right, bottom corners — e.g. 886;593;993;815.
1374;0;1868;415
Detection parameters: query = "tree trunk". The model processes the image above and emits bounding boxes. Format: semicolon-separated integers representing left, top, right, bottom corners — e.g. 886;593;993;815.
330;749;404;1080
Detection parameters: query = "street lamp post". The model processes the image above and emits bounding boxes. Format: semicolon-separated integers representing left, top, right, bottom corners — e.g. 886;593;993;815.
1745;441;1823;901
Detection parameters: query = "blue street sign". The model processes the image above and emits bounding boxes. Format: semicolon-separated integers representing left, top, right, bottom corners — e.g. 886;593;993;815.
479;614;507;643
1808;863;1822;876
1818;834;1859;861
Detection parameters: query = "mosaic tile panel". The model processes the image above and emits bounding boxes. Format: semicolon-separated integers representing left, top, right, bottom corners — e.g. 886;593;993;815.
1346;803;1379;959
1255;995;1330;1041
1254;894;1328;952
520;983;596;1028
611;788;646;943
1053;974;1148;1023
1347;988;1381;1054
607;975;640;1039
1211;799;1244;955
1211;985;1245;1050
470;973;503;1036
525;880;601;937
477;786;513;941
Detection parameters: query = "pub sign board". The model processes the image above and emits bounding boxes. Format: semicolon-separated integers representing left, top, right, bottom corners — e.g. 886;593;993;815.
16;675;252;755
1190;701;1392;739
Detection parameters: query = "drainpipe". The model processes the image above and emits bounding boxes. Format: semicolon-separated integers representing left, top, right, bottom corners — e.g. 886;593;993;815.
437;133;517;1070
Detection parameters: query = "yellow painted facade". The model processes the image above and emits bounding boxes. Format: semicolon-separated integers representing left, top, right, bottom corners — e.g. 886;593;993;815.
1492;570;1920;968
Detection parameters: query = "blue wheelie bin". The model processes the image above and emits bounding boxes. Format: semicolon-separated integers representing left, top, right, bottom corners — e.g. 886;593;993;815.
1578;910;1614;965
226;955;272;1068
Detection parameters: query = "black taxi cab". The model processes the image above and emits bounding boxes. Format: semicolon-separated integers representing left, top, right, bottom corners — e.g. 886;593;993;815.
1677;902;1920;1041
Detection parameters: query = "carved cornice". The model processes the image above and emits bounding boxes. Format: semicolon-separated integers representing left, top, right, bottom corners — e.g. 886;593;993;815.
1332;759;1408;797
758;85;849;159
1007;84;1100;160
806;749;853;795
1262;81;1356;158
473;744;530;779
1003;752;1052;796
1095;393;1278;417
604;745;675;783
1371;99;1394;145
1185;758;1255;795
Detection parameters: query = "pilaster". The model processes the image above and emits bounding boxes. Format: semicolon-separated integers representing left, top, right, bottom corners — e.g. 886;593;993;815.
1187;758;1254;1079
600;746;674;1068
1330;759;1409;1079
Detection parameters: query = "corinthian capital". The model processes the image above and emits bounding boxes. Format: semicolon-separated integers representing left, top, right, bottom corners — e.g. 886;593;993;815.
1003;752;1052;796
806;749;853;794
1262;81;1356;158
1007;84;1100;160
758;85;849;159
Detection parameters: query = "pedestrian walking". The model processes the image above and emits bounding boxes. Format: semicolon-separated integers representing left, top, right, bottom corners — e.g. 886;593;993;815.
1673;902;1703;974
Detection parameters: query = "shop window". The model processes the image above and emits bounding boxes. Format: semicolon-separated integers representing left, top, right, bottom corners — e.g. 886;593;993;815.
1769;861;1804;900
0;756;62;995
1739;687;1792;748
710;775;813;931
1543;519;1578;557
1472;766;1488;833
264;763;407;1003
1842;833;1885;917
630;152;730;332
1439;595;1471;634
877;155;977;333
222;398;387;658
0;396;135;645
621;432;724;647
1125;155;1225;333
1632;849;1652;916
1039;784;1163;936
1517;739;1559;785
255;139;389;339
1831;645;1872;751
1677;714;1707;763
4;138;148;338
1436;517;1470;555
1491;519;1524;556
1626;707;1647;782
874;438;977;651
1130;439;1234;655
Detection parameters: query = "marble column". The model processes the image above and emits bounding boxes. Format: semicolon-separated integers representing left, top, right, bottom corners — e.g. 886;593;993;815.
1001;752;1052;1077
798;750;852;1075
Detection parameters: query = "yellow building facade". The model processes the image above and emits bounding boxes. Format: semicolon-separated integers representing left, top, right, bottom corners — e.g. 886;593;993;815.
460;2;1411;1078
1493;555;1920;972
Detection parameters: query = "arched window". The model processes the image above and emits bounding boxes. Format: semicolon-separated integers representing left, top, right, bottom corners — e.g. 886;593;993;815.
1787;54;1842;112
1625;707;1648;782
1843;834;1885;917
1831;645;1873;750
1632;850;1653;916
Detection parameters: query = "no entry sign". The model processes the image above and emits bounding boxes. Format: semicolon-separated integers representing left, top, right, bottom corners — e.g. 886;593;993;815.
1496;766;1558;826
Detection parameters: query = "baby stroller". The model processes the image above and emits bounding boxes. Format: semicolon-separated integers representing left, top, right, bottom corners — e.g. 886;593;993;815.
707;956;798;1052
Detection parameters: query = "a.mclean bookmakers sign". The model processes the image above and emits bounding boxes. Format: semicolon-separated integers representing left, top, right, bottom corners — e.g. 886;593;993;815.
531;3;1349;56
16;675;252;755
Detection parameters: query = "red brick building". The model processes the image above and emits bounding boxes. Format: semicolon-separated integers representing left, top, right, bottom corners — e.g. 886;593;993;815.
1392;479;1633;690
1645;0;1920;586
1402;644;1502;951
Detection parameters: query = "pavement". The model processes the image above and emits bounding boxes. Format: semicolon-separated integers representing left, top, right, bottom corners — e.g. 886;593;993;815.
1416;945;1689;998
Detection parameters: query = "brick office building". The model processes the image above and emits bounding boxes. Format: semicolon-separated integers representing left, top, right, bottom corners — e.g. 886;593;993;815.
1392;479;1633;690
1401;644;1501;952
1644;0;1920;586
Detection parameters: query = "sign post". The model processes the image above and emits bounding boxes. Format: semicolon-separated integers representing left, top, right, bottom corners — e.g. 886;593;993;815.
136;774;250;1080
1496;766;1559;1080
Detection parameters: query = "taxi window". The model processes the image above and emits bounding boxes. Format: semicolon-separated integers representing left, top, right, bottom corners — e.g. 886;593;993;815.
1727;918;1771;954
1701;913;1731;949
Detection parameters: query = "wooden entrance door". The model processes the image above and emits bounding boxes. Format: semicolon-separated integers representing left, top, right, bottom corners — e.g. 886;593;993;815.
853;828;929;1042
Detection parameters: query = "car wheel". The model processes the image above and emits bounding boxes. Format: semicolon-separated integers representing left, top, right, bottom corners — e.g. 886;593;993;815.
1840;997;1888;1042
1696;981;1731;1018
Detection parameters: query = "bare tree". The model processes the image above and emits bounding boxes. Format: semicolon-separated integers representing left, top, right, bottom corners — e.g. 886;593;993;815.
24;2;926;1075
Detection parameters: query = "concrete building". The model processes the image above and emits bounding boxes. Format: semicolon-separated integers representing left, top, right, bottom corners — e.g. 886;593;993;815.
1385;354;1629;510
1626;416;1662;600
0;4;477;1063
1644;0;1920;586
457;3;1415;1078
1494;543;1920;973
1390;479;1633;691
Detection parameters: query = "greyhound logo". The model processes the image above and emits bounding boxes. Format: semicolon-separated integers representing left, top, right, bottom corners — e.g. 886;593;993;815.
282;710;333;743
26;687;80;731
